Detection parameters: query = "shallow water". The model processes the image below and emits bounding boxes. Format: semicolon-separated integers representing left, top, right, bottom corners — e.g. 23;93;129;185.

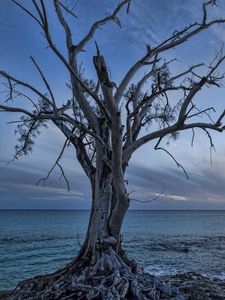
1;210;225;290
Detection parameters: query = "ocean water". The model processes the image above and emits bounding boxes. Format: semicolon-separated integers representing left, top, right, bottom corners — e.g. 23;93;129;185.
1;210;225;291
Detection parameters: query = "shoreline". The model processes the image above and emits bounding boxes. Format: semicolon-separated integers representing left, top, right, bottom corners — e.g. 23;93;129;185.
164;272;225;299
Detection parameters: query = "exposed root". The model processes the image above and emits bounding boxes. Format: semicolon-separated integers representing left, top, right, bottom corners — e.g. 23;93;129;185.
1;244;186;300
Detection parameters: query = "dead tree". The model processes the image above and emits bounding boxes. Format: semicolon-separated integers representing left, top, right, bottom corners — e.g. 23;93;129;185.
1;1;225;299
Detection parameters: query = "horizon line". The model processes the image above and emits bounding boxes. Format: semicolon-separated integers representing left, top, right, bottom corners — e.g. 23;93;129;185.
1;208;225;212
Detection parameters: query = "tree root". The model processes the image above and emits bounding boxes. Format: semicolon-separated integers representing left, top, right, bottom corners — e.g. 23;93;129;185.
1;247;186;300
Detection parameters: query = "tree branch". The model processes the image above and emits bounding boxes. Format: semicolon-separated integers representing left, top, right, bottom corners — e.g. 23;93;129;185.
115;4;225;105
10;0;43;27
54;0;73;50
154;137;188;179
13;0;100;130
130;188;165;203
75;0;130;53
178;54;225;123
59;1;78;19
30;56;56;108
202;127;215;165
0;70;53;108
123;120;225;163
36;138;70;191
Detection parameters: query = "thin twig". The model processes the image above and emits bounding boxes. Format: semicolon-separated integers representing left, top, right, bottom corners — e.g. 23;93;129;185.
202;128;215;165
155;137;188;179
36;138;70;191
59;1;78;18
130;188;165;203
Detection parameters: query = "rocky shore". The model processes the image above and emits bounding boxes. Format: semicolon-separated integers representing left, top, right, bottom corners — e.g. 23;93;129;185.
164;272;225;300
0;272;225;299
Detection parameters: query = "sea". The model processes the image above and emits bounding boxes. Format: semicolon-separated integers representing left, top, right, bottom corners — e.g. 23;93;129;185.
1;210;225;291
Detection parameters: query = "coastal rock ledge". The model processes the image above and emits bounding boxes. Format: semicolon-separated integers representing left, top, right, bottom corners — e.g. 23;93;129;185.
0;272;225;299
164;272;225;300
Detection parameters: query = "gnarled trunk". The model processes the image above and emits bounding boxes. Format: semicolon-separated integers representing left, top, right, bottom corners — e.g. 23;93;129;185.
82;169;112;256
4;167;185;300
4;126;185;300
109;193;129;244
80;165;128;260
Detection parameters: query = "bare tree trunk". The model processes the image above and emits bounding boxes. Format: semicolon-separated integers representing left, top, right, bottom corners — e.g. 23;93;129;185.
109;194;129;244
77;114;115;256
83;168;112;255
109;109;130;244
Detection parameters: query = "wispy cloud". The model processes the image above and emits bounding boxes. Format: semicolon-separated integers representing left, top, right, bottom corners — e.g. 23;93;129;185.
0;162;90;209
127;151;225;209
1;149;225;210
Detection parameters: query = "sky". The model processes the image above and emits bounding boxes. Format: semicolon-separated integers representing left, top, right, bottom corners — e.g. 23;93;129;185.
1;0;225;210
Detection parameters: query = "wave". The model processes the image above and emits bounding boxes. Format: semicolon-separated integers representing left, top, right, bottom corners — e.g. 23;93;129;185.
145;265;179;277
145;265;225;281
205;273;225;281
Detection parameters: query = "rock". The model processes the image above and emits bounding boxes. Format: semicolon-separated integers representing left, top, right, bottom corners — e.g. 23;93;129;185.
163;272;225;300
181;248;189;253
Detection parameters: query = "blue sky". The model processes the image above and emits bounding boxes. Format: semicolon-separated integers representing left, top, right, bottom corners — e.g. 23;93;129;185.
1;0;225;209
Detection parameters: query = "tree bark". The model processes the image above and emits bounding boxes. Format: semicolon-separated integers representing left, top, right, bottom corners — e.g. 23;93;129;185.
109;193;129;244
84;168;112;254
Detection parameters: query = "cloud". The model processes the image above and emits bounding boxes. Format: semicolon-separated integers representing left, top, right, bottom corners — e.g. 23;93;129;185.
0;162;91;209
1;149;225;210
127;156;225;209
